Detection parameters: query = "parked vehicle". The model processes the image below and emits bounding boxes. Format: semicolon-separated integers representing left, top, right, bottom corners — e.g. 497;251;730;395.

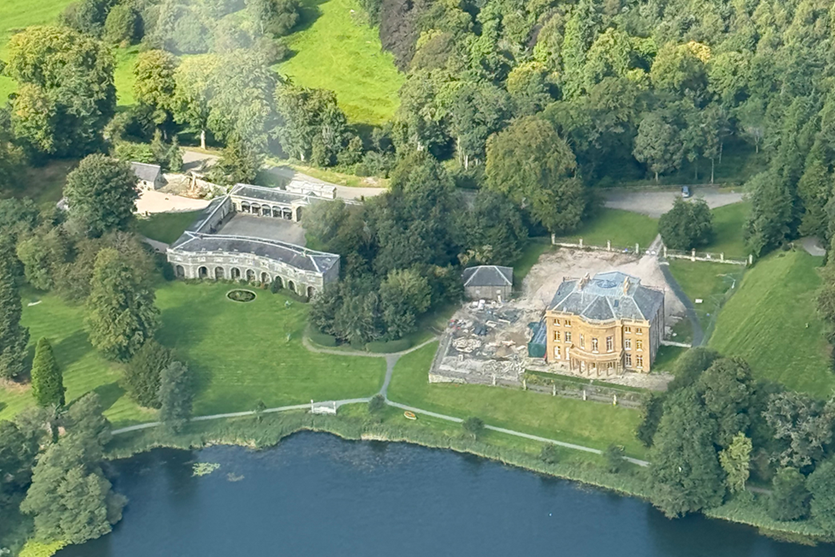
681;185;692;198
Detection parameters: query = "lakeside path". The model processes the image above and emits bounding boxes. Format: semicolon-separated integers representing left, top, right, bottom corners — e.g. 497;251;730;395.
112;336;650;467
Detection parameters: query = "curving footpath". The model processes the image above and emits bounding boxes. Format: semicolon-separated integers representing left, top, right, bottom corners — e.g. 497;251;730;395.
112;335;650;467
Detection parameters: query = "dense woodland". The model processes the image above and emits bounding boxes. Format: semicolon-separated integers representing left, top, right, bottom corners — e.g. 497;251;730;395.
5;0;835;549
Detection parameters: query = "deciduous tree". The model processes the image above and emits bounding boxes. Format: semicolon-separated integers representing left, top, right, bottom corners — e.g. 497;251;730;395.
807;458;835;535
7;26;115;157
134;50;178;129
486;116;587;233
648;387;725;517
64;155;139;238
769;467;810;522
719;433;752;494
659;198;714;251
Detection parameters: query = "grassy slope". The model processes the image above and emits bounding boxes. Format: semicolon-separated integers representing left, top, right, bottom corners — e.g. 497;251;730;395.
555;208;658;249
387;342;647;458
277;0;404;125
0;282;386;426
704;201;750;260
135;211;200;244
709;250;835;397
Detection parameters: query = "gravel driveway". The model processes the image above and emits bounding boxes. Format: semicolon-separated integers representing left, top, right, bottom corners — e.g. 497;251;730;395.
603;187;744;217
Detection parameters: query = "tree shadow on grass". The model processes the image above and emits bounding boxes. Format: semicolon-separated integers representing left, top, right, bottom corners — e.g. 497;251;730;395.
53;329;94;370
293;0;328;34
93;382;126;412
0;402;5;414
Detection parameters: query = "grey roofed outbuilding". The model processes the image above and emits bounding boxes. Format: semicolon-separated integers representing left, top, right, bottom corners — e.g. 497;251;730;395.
462;265;513;287
549;271;664;322
130;162;162;183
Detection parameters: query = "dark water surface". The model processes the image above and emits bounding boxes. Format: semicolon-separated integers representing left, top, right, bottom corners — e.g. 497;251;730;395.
59;433;833;557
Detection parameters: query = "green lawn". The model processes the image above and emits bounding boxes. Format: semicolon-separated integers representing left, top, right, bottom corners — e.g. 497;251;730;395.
0;290;149;427
114;45;140;106
277;0;404;125
0;282;386;427
387;342;647;458
555;208;658;250
704;202;750;260
668;260;744;333
709;250;835;397
135;211;200;244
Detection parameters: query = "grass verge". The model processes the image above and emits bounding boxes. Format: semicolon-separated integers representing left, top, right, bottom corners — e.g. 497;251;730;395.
709;250;835;397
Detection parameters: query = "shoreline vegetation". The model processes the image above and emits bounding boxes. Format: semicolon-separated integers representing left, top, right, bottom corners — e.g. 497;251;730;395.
12;405;825;556
101;409;832;546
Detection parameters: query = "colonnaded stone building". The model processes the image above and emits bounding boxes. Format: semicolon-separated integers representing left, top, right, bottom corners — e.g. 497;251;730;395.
542;271;664;375
167;183;340;297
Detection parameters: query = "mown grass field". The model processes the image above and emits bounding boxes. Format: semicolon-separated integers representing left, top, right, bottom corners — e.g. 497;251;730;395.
277;0;403;125
0;282;386;427
704;201;750;260
555;208;658;249
709;250;835;397
135;210;200;244
387;342;647;458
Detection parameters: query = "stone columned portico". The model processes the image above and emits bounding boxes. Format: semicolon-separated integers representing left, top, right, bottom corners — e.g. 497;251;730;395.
167;190;340;297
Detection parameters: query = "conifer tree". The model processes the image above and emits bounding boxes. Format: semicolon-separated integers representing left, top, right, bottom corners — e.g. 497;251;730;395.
0;276;29;379
31;337;65;407
86;248;159;362
158;361;194;433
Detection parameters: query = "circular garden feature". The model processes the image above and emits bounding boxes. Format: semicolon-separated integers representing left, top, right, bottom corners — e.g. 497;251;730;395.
227;289;256;303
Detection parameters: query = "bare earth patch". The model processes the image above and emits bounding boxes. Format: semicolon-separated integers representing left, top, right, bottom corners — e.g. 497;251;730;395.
519;248;685;320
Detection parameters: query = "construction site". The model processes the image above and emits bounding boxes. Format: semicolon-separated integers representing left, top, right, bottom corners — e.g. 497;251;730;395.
429;247;687;392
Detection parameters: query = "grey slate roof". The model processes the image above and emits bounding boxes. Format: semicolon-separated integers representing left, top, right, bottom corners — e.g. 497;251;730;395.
170;195;339;274
171;233;339;273
462;265;513;288
549;271;664;322
130;162;161;183
231;183;322;205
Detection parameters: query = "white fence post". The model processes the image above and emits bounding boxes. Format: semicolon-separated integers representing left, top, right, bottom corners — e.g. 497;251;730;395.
720;252;724;262
748;254;753;266
579;238;584;248
691;249;696;262
635;243;640;256
607;240;611;251
663;246;667;258
551;233;555;245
